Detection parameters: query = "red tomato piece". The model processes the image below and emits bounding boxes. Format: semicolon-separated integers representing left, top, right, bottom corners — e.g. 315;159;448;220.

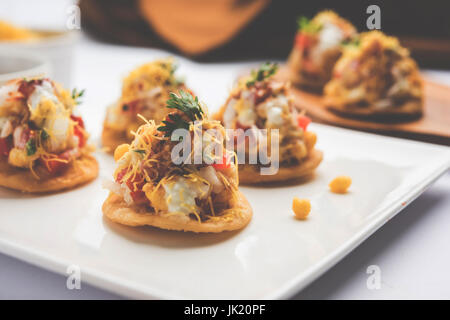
212;154;230;170
116;168;147;203
0;137;12;157
130;190;147;204
70;115;85;128
297;115;311;131
40;153;70;174
74;125;86;148
70;115;86;147
295;32;310;50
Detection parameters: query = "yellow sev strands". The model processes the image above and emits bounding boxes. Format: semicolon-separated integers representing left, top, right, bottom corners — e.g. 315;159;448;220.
114;113;241;222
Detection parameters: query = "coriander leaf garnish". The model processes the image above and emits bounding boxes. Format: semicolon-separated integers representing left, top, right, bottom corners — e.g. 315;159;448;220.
297;16;322;34
157;90;204;138
40;129;49;141
166;90;204;121
157;113;190;138
26;139;36;156
72;88;85;105
341;37;360;48
246;62;278;87
133;149;146;155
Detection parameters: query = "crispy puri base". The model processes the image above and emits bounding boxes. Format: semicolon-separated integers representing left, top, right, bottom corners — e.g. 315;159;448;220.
325;98;423;120
0;154;98;193
239;149;323;184
101;125;129;154
102;191;253;233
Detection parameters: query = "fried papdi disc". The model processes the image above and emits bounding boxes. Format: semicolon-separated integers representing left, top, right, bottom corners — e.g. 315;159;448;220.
0;154;98;193
325;98;423;120
238;149;323;184
102;190;253;233
101;125;129;154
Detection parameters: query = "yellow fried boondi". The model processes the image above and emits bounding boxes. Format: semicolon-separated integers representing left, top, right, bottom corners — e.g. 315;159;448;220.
102;91;252;233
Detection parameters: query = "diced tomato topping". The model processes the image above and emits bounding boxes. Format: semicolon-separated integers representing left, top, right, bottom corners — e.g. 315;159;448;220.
17;79;44;100
74;125;86;148
115;168;127;183
0;136;12;157
212;154;230;170
297;115;311;131
39;151;71;174
44;158;68;173
70;115;85;128
295;32;311;50
116;168;147;204
130;190;147;204
71;115;86;148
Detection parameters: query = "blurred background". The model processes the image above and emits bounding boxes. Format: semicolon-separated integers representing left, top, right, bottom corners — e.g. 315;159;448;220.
1;0;450;68
80;0;450;67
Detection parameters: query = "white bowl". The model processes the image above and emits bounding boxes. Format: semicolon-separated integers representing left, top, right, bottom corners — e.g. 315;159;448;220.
0;30;79;87
0;51;51;85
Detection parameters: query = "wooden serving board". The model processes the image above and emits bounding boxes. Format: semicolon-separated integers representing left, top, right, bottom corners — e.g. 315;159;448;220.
277;67;450;146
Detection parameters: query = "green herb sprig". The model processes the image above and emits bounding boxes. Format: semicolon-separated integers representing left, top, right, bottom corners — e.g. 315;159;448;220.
26;139;36;156
133;149;146;155
341;37;361;48
297;16;322;34
246;62;278;87
72;88;85;105
40;129;49;141
157;90;204;138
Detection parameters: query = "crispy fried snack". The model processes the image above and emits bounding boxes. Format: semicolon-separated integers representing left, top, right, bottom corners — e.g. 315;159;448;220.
237;149;323;184
324;31;423;119
288;11;357;91
0;77;98;193
0;155;98;193
102;91;252;233
102;58;193;153
103;188;252;233
214;62;323;184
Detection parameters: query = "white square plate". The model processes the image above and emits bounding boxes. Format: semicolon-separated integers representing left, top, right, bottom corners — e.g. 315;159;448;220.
0;124;448;299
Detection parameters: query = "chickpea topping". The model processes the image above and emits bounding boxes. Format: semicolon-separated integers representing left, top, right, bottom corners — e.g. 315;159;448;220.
292;197;311;220
114;143;129;161
329;176;352;194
